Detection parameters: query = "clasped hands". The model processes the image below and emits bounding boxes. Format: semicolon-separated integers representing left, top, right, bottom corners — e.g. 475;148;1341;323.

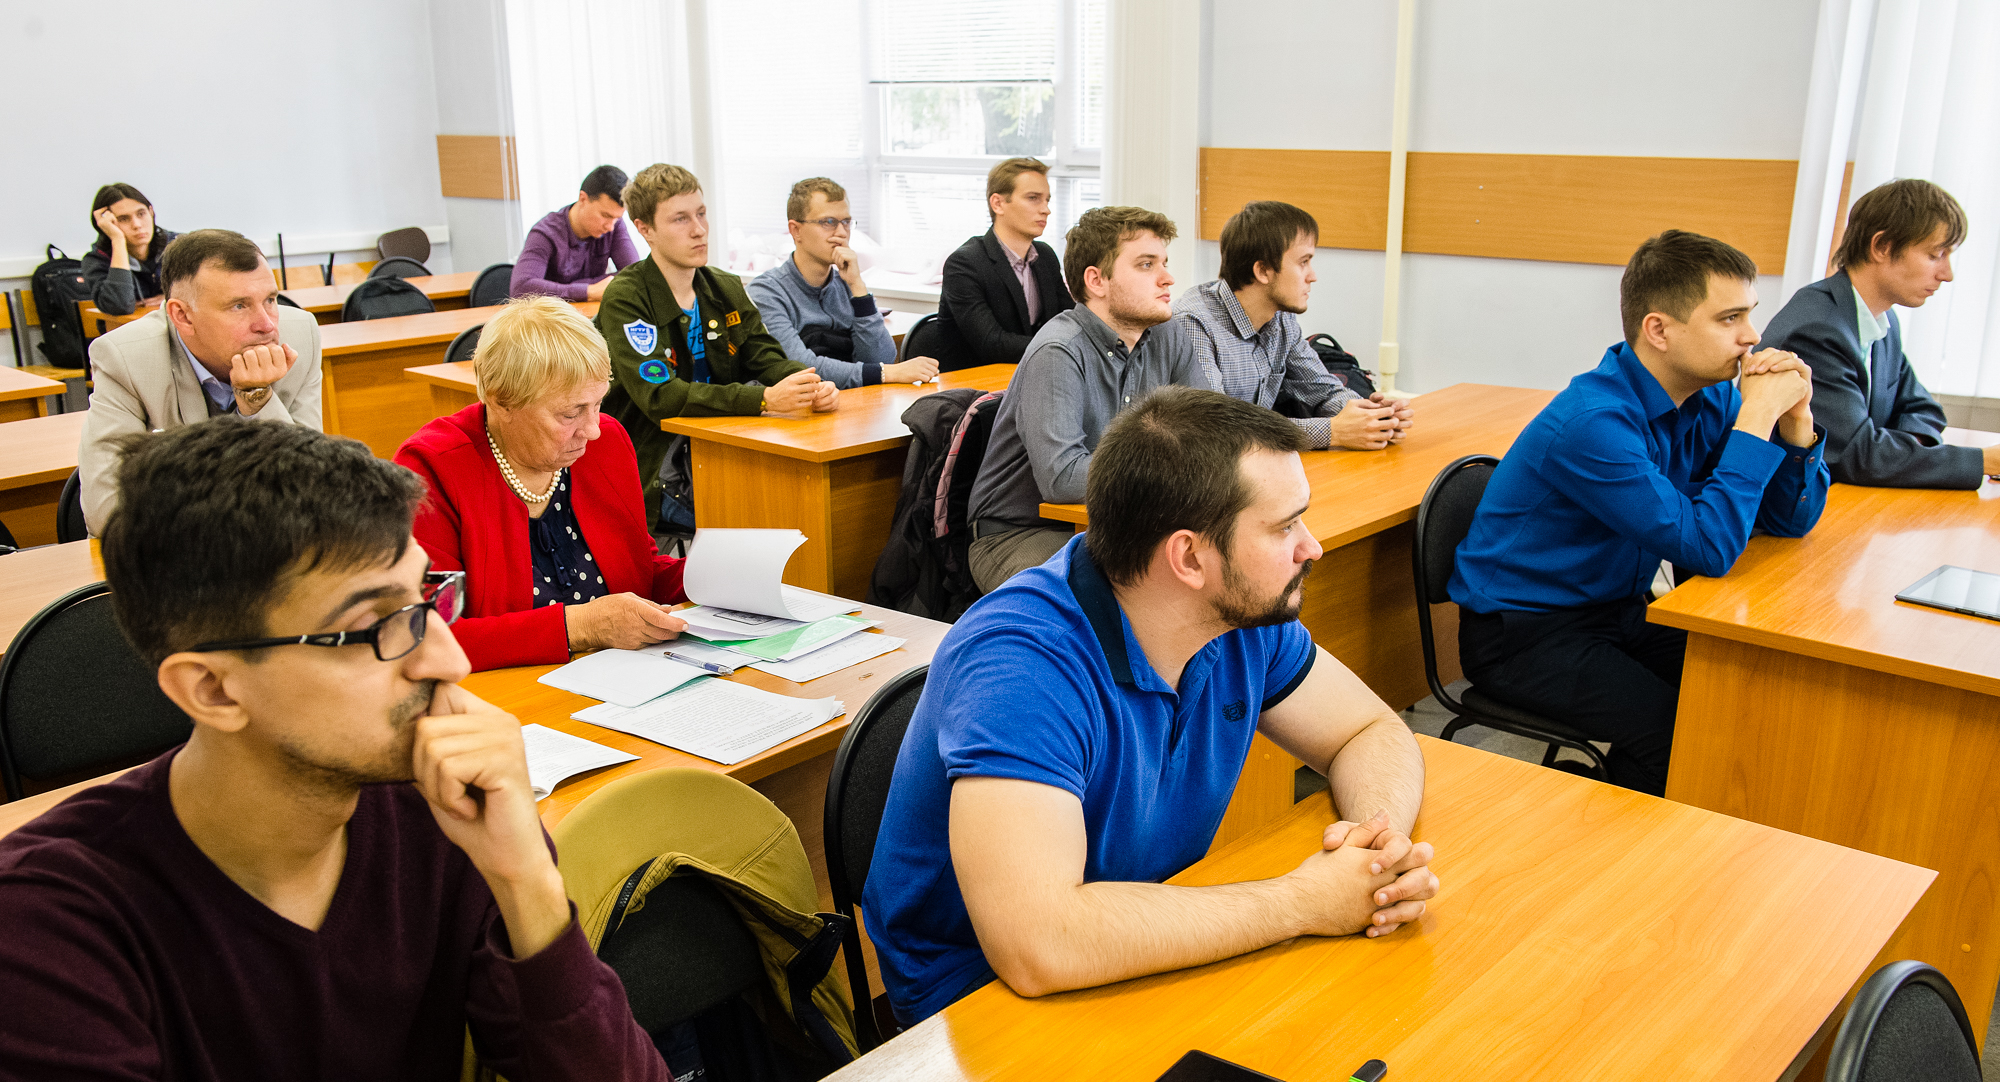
1290;810;1439;939
228;343;297;415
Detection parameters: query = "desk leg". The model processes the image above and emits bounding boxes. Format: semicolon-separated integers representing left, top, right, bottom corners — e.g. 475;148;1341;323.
320;358;344;437
689;441;836;592
1668;633;2000;1049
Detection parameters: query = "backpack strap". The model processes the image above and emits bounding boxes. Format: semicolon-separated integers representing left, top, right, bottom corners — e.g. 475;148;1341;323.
780;913;855;1066
932;391;1003;539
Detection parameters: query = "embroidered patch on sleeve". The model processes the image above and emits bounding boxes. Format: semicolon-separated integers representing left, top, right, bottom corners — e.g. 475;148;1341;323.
725;310;741;327
623;320;658;356
638;358;671;384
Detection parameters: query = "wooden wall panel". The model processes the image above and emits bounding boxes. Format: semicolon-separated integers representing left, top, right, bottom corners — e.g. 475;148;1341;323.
1200;148;1799;274
435;135;519;200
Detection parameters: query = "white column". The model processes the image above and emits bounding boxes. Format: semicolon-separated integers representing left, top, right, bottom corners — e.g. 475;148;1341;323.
1780;0;1878;300
1103;0;1202;283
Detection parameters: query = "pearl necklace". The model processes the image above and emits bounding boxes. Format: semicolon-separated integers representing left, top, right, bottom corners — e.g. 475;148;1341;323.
487;428;562;504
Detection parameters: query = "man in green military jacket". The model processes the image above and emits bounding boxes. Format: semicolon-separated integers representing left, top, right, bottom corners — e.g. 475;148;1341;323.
597;163;840;533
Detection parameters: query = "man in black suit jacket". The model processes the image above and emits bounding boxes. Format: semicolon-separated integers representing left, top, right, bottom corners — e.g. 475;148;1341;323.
1762;178;1996;488
931;157;1075;371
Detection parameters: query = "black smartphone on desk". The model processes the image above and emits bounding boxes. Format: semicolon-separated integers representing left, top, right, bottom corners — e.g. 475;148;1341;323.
1154;1051;1287;1081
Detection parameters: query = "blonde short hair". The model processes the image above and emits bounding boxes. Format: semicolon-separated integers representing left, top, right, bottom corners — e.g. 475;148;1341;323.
787;177;847;222
473;296;612;410
624;163;703;229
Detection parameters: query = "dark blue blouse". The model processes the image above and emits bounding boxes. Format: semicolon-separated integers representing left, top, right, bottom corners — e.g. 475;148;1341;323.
529;473;611;608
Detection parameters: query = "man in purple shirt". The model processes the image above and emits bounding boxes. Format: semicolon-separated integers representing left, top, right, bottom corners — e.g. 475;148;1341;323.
510;164;642;301
0;419;667;1080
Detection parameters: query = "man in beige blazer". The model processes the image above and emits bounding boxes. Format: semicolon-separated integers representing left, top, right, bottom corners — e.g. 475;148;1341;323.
80;229;323;534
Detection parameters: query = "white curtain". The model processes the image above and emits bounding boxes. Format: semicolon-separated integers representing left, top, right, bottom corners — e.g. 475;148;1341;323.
502;0;691;240
1851;0;2000;397
1789;0;2000;397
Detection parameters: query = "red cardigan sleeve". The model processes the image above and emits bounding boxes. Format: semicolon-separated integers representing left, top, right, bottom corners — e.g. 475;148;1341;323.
396;414;573;671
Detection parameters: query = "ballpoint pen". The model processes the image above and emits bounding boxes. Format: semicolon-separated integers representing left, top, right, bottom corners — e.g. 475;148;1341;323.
664;651;736;675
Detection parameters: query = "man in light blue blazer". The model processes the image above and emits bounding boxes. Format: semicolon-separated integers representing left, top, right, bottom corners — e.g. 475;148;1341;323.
1761;178;1996;488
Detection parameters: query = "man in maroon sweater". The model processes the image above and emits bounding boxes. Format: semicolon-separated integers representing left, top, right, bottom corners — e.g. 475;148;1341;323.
0;419;667;1080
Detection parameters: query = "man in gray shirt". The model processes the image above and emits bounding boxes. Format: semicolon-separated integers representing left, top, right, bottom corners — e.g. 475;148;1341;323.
749;177;939;389
967;206;1208;593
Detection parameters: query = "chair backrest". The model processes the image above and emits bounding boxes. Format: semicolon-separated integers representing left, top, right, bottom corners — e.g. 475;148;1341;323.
1827;961;1981;1081
367;256;431;281
597;871;765;1031
1409;455;1499;708
376;227;432;265
341;277;436;322
275;293;304;310
445;324;484;367
0;583;193;800
899;312;951;366
470;263;514;308
824;664;930;913
56;469;87;544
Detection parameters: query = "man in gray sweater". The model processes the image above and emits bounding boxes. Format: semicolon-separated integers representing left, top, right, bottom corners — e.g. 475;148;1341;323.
749;177;939;389
966;206;1208;593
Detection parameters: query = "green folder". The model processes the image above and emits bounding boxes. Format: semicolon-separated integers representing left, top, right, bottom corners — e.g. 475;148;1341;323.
737;615;874;662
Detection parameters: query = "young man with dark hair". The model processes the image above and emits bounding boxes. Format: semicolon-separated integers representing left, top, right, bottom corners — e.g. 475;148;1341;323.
748;176;939;388
511;164;641;301
1175;200;1414;450
1450;230;1831;795
79;228;322;535
1760;178;1991;487
867;384;1436;1023
0;420;667;1080
966;205;1209;592
596;163;838;534
931;156;1075;370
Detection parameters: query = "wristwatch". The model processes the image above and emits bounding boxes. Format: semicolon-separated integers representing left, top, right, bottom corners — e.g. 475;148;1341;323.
237;386;273;411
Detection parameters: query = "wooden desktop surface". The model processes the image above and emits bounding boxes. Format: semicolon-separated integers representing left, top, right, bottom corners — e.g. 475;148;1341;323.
830;735;1930;1082
77;298;160;340
0;366;65;421
661;364;1015;463
281;271;477;319
0;540;101;659
0;411;88;547
318;302;598;458
1651;458;2000;1041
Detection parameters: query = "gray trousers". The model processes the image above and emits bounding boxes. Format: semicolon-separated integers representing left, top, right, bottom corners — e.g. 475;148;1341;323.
969;526;1073;594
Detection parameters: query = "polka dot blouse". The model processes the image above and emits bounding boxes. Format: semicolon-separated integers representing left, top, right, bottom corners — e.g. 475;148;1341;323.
528;474;609;609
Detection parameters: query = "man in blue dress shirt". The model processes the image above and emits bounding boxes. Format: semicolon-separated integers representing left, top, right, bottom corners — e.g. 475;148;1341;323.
1450;230;1831;795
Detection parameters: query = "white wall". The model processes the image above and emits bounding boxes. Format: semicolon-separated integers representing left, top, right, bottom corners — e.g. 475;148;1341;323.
433;0;521;272
1201;0;1822;393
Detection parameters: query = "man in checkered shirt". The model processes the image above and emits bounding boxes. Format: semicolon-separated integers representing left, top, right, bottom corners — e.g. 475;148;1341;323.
1173;201;1415;450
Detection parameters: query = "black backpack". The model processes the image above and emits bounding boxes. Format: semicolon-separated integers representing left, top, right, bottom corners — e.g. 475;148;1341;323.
339;276;435;321
1304;332;1377;397
31;246;93;369
866;388;1004;622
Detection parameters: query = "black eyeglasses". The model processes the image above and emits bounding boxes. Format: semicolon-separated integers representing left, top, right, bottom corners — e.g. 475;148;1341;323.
192;571;466;662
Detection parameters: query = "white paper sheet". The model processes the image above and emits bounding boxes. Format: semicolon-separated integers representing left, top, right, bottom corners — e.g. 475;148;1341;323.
677;605;808;642
683;529;862;621
571;680;845;765
537;649;714;707
520;724;638;799
750;634;906;683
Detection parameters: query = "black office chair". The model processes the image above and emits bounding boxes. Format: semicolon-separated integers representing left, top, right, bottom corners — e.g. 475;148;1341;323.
1412;455;1612;780
0;519;17;554
470;263;514;308
444;324;484;367
375;227;432;265
1825;961;1981;1081
900;314;952;370
597;871;767;1036
275;293;303;309
0;583;193;800
55;469;87;544
367;256;432;281
341;277;436;322
823;664;929;1050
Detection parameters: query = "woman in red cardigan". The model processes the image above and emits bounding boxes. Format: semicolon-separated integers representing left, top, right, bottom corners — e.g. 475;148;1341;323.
395;295;687;671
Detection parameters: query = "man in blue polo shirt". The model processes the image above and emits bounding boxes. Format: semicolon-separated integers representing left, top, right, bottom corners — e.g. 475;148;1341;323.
865;385;1437;1023
1450;230;1831;796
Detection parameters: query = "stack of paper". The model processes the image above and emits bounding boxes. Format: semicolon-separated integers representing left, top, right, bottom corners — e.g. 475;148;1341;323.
520;724;639;798
750;634;906;683
683;529;863;623
537;649;714;707
573;679;846;765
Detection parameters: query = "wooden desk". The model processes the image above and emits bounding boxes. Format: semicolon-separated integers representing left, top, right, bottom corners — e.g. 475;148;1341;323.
280;271;478;325
319;302;597;458
78;298;159;341
0;411;87;547
0;366;65;423
401;312;922;429
1651;463;2000;1043
0;540;101;656
1043;384;1554;846
831;735;1931;1082
662;364;1016;601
